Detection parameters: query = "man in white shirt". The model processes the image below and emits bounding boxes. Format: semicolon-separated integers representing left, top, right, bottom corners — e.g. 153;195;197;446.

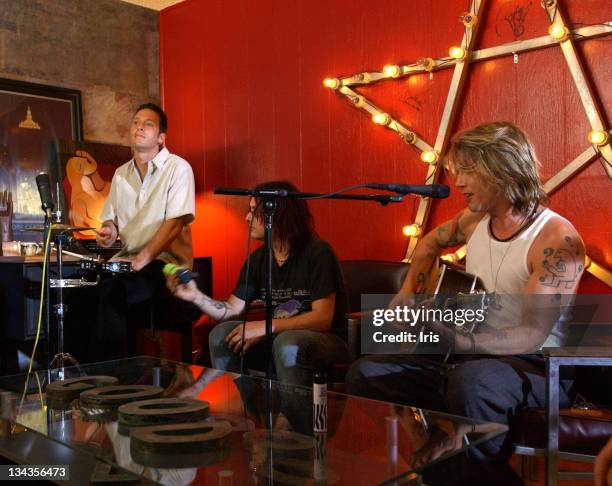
92;103;195;360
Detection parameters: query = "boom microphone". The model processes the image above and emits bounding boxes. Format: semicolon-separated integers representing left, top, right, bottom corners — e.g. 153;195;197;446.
365;183;450;198
35;173;55;218
162;263;198;285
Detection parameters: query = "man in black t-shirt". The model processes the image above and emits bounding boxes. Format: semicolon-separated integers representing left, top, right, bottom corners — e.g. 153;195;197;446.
167;180;348;387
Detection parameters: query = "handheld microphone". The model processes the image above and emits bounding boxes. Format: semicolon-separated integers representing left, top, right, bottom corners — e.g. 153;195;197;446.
35;173;55;219
162;263;198;285
366;183;450;198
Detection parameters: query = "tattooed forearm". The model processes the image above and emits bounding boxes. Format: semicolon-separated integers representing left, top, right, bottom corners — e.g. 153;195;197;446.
539;236;584;289
436;217;464;248
195;294;230;321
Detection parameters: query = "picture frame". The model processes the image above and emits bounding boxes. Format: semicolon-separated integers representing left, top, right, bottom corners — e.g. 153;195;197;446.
0;78;83;241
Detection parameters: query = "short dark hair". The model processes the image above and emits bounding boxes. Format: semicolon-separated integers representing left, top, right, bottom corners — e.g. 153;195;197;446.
252;180;316;255
135;103;168;134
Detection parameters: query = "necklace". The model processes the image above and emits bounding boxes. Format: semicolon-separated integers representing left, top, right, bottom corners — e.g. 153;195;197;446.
488;237;512;293
487;207;541;292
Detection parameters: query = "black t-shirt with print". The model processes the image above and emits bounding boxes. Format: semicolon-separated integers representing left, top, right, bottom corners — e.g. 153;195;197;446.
232;238;347;340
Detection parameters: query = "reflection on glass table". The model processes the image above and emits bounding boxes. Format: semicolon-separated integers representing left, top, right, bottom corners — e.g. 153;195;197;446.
0;357;507;485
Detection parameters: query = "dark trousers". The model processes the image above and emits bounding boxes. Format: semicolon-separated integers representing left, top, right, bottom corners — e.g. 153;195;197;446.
91;260;169;362
346;354;575;486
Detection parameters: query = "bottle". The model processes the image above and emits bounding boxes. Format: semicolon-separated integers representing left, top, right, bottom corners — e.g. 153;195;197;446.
313;362;327;433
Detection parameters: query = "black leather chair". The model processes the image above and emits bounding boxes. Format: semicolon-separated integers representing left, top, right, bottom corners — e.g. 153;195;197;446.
512;348;612;485
339;259;410;363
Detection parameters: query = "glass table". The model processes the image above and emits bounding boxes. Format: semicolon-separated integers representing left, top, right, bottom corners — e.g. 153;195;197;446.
0;357;507;485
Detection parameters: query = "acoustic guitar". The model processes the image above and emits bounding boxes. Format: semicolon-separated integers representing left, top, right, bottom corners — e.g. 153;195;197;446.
408;259;489;357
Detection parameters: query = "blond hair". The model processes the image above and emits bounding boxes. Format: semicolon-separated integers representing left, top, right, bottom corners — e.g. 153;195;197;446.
449;122;548;215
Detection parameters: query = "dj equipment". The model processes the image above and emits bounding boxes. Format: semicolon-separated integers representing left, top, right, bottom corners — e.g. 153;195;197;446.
80;260;132;275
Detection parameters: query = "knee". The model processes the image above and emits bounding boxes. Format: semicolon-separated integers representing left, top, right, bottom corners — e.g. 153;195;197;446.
208;321;238;351
446;360;502;416
272;331;315;369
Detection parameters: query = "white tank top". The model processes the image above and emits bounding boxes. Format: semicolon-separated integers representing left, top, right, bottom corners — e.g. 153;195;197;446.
466;208;569;347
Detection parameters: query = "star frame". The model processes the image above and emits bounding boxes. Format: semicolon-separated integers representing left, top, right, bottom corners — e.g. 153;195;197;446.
324;0;611;286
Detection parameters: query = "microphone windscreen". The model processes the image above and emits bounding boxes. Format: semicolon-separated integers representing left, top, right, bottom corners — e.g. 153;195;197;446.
35;173;54;211
435;184;450;198
163;263;195;284
162;263;181;277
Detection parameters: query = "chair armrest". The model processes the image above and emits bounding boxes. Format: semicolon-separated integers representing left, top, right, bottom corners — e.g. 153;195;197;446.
346;311;375;364
543;347;612;359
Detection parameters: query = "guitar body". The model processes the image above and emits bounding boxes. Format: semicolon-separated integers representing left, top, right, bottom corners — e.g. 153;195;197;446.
423;259;484;296
407;259;488;356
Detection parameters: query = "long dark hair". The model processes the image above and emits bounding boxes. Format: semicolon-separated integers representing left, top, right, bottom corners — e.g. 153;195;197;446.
253;180;316;254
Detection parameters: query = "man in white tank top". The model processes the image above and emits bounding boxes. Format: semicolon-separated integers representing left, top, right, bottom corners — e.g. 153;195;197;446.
347;122;585;485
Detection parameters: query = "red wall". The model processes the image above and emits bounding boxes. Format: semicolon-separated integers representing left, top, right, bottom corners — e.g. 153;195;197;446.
160;0;611;298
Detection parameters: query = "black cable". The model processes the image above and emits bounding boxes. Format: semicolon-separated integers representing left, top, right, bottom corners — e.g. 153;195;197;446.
298;183;369;200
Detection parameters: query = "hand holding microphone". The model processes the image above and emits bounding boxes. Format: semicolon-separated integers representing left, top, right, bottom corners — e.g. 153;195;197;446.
164;263;201;304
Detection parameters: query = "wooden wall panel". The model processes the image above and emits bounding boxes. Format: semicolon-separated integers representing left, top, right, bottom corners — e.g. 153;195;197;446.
161;0;611;297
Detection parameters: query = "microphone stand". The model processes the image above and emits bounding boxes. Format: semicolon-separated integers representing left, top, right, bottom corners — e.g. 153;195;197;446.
52;226;68;379
262;197;277;384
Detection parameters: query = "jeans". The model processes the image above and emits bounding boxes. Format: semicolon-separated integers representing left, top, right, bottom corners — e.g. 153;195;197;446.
209;320;348;386
209;320;348;433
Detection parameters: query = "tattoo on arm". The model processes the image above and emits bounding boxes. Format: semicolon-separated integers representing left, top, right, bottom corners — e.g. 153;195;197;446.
538;236;584;289
436;216;464;248
202;296;229;320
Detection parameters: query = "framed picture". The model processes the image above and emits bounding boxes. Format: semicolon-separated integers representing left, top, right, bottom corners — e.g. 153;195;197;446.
0;78;82;241
55;140;131;239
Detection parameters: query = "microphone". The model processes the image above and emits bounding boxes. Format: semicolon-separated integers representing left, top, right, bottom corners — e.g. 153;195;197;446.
162;263;198;285
366;183;450;198
35;173;55;219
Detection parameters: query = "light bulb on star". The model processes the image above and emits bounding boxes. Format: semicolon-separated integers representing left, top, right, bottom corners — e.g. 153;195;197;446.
372;113;390;126
402;224;421;237
383;64;402;78
420;150;438;164
548;24;568;41
323;78;340;90
449;46;467;60
587;130;608;146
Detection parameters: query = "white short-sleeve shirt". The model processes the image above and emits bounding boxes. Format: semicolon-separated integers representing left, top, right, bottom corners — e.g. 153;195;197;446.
100;147;195;267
